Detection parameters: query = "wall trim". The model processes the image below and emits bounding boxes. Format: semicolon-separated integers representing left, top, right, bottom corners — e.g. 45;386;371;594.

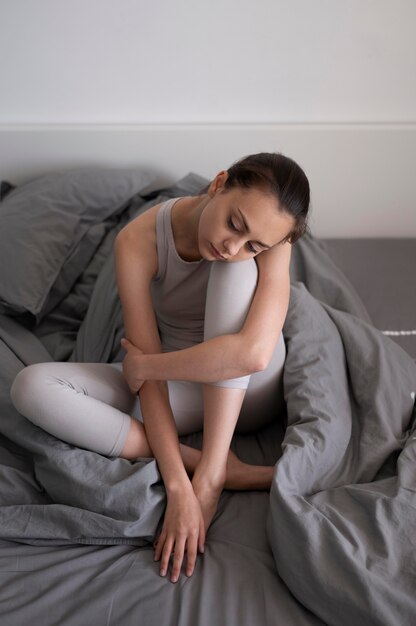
1;123;415;237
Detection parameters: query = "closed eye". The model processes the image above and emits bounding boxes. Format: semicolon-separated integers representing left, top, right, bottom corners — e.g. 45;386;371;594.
227;217;239;232
246;242;258;253
228;217;259;254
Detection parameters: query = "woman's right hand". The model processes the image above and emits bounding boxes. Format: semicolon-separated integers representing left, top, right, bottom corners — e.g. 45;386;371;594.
153;485;206;583
120;337;145;394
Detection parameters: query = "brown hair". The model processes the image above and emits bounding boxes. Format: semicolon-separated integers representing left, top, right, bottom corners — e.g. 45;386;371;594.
223;152;310;243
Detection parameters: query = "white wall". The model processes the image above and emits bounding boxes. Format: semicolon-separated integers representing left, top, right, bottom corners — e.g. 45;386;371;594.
0;0;415;124
0;1;415;237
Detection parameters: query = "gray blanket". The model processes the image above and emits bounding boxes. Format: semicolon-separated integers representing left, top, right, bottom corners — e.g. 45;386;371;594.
0;233;415;626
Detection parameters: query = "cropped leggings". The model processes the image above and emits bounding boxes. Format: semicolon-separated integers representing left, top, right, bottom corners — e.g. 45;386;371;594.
10;259;286;458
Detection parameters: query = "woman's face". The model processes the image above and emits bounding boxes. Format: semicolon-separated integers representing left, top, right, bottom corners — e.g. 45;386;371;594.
198;174;295;263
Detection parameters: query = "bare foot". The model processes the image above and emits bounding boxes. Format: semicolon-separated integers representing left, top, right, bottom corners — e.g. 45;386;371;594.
180;444;274;492
224;448;247;489
224;449;275;491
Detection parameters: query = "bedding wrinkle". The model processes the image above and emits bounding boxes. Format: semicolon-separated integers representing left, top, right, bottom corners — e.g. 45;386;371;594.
3;178;416;625
270;277;416;626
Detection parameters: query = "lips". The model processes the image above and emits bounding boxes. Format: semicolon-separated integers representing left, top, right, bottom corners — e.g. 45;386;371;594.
210;243;226;260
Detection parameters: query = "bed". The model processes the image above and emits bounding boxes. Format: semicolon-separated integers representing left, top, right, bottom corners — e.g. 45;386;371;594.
0;155;415;626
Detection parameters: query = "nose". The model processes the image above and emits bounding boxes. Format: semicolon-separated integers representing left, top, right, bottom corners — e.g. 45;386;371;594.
223;237;241;258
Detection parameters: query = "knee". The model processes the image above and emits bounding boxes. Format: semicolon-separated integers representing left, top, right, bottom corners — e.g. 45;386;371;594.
205;259;259;340
209;258;258;294
10;364;46;417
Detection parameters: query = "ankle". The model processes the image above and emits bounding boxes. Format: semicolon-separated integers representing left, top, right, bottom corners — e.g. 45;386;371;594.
192;464;226;492
226;463;274;491
179;444;201;475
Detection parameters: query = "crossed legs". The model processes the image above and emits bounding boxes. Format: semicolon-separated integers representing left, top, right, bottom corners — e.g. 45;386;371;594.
10;260;284;502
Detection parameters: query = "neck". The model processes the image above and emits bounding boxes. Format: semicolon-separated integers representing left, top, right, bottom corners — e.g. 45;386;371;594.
172;194;209;261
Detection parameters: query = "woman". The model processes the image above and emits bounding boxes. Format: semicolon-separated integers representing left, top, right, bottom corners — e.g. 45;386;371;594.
11;152;310;584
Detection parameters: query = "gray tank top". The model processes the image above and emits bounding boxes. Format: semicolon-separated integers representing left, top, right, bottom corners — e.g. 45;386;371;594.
151;197;211;352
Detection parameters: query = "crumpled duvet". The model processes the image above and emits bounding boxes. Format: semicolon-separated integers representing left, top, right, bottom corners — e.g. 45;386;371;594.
0;233;415;626
269;278;416;626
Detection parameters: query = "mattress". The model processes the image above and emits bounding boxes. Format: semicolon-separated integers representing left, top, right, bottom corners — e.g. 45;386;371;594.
322;238;416;360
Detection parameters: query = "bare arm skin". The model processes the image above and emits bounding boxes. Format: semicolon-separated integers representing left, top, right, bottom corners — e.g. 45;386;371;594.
121;242;292;392
188;242;291;530
115;196;291;581
119;234;292;534
114;207;205;583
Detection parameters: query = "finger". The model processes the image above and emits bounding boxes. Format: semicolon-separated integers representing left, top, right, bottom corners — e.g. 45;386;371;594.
160;537;175;578
198;518;206;554
155;540;175;557
170;538;186;583
153;530;166;562
185;536;198;577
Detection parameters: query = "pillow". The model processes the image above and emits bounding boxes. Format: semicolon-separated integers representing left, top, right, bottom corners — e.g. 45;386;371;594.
140;171;210;201
0;167;154;323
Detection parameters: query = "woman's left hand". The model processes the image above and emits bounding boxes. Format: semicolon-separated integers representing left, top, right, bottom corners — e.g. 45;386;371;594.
120;337;145;394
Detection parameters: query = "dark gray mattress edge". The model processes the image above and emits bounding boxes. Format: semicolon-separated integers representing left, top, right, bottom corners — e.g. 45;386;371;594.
321;238;416;360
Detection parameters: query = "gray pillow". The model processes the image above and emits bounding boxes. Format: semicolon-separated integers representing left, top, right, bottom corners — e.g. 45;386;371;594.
0;168;154;323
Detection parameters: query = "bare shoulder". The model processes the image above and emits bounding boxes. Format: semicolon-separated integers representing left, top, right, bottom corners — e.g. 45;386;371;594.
115;201;165;280
119;201;163;239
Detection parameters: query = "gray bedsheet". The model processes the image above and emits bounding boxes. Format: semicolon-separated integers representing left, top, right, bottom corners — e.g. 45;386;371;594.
0;231;415;626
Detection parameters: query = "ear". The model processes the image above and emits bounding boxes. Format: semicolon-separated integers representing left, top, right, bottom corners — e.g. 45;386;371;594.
207;170;229;197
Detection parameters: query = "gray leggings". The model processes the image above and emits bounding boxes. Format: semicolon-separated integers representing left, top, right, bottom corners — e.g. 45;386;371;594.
10;260;286;457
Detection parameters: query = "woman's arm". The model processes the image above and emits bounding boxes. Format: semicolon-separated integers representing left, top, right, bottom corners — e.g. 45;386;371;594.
114;215;205;582
121;242;292;391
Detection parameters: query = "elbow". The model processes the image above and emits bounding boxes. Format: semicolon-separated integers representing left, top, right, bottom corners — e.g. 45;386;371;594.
251;355;270;374
246;345;270;374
